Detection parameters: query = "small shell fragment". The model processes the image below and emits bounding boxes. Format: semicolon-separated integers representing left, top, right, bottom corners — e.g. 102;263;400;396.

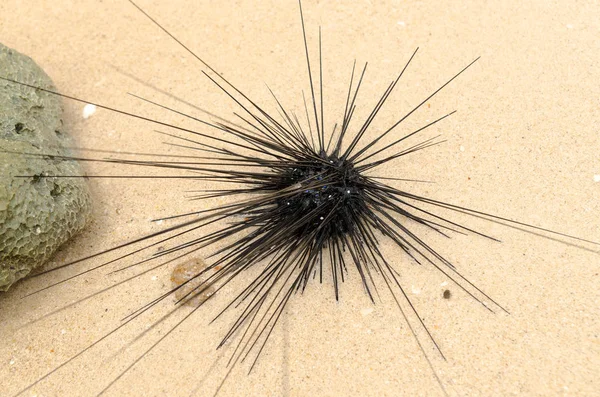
170;257;218;307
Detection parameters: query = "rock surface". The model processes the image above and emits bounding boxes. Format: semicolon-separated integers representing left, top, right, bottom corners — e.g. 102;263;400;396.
0;43;92;291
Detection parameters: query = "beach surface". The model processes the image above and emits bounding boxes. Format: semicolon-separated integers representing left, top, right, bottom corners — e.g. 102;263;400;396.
1;1;599;396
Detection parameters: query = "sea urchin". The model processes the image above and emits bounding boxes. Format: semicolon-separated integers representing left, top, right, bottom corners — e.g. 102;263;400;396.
3;1;597;396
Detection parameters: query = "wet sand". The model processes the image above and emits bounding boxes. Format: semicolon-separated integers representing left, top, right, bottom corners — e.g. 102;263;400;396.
1;1;599;396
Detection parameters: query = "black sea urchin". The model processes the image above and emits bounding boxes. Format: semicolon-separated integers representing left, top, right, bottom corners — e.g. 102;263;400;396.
2;1;599;396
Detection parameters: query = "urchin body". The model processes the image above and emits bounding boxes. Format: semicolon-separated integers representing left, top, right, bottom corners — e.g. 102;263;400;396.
274;152;364;239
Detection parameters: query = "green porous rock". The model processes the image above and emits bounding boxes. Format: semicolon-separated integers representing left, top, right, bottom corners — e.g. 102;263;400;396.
0;43;92;291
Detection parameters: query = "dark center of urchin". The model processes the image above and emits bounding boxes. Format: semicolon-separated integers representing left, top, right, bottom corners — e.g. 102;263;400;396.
273;152;365;238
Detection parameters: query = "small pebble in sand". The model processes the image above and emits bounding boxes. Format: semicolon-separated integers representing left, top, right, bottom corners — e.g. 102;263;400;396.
443;289;451;299
170;257;219;307
361;307;374;316
82;103;96;119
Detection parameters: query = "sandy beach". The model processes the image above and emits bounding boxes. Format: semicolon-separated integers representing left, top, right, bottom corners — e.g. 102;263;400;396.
1;1;599;396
